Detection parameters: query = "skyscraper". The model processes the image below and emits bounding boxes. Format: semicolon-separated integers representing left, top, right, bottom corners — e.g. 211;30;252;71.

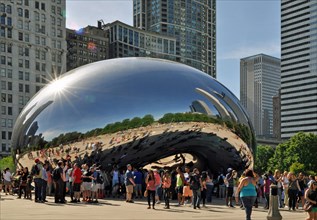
133;0;216;77
240;54;281;138
281;0;317;139
0;0;67;157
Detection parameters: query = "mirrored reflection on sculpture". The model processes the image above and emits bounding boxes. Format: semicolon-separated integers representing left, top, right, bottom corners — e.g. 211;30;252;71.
12;58;256;173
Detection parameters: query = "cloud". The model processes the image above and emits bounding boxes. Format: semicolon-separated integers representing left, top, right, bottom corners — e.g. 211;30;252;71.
219;42;281;60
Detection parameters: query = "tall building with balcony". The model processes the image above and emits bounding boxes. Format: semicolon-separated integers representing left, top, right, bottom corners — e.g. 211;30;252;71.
281;0;317;139
133;0;216;77
240;54;281;138
0;0;67;158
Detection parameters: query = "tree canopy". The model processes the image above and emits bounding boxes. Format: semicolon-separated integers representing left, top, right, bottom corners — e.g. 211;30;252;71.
267;132;317;175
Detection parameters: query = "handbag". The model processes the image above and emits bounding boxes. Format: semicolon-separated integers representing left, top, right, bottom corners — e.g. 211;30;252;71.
144;190;148;197
303;201;313;212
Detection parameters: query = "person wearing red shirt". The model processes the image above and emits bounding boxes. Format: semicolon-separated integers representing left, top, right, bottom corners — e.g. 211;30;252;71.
72;163;82;202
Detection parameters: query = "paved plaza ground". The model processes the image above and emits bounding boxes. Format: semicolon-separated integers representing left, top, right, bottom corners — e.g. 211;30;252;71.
0;193;306;220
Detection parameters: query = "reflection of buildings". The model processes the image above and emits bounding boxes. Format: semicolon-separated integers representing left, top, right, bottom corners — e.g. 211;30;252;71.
240;54;280;138
190;100;213;115
281;0;317;139
0;1;66;157
12;100;53;151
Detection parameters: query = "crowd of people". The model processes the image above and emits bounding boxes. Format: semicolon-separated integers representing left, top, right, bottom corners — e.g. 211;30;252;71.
1;156;317;220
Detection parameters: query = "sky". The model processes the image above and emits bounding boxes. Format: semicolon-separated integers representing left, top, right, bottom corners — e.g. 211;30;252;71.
66;0;281;98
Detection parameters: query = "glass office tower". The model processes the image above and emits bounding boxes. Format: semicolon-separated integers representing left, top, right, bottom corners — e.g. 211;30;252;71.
133;0;216;77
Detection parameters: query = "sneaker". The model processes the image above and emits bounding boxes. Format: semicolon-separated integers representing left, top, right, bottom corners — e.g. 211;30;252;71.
156;201;161;204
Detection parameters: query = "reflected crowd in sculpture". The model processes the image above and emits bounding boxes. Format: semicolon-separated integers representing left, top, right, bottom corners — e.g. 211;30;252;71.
12;58;256;173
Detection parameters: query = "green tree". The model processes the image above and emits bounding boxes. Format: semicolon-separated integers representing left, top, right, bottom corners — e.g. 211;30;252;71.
254;145;275;174
0;156;15;173
269;132;317;173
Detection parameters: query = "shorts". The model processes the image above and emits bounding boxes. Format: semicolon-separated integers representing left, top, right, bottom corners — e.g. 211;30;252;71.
126;185;134;194
4;180;11;186
226;187;234;197
183;186;193;197
312;207;317;213
91;183;98;192
134;184;142;192
73;183;81;192
82;182;91;191
176;186;183;194
96;183;103;190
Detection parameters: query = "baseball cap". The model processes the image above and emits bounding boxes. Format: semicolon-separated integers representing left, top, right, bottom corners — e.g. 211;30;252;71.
34;158;40;163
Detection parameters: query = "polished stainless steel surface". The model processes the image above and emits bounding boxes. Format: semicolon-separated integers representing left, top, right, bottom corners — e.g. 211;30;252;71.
12;58;255;172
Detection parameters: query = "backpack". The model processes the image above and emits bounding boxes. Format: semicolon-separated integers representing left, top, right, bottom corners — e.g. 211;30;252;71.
31;164;40;176
96;172;104;184
190;175;200;190
52;168;61;181
218;175;224;185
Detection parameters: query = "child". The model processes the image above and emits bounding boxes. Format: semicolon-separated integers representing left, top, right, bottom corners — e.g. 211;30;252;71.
26;175;32;200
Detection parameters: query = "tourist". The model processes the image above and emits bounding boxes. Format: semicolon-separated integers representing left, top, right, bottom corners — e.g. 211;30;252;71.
53;160;65;203
190;168;202;209
162;170;171;209
41;163;48;202
226;168;235;207
82;164;93;202
297;172;307;209
282;171;289;208
182;166;193;205
201;171;207;207
18;167;28;199
153;169;162;204
263;173;271;209
287;172;301;211
235;169;257;220
72;163;82;203
273;169;283;208
124;164;136;203
146;169;156;209
175;166;185;206
31;159;43;202
205;172;214;204
304;180;317;220
133;168;143;199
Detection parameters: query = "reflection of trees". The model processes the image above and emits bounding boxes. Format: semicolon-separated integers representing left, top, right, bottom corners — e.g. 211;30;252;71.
30;113;253;151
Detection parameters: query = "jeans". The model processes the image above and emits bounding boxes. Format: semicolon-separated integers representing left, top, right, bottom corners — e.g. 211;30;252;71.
206;185;213;203
163;188;170;208
54;179;64;202
42;180;47;201
288;189;298;210
277;187;283;208
147;190;155;207
192;189;201;208
34;178;43;201
241;196;256;220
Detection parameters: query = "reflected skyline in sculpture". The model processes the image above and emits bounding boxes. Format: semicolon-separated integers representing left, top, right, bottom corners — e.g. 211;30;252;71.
12;58;256;172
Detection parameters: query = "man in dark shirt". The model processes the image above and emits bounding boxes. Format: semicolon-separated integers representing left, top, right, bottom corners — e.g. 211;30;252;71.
124;164;136;203
53;161;64;203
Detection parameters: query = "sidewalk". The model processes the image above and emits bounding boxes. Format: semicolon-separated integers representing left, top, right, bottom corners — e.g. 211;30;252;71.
0;193;306;220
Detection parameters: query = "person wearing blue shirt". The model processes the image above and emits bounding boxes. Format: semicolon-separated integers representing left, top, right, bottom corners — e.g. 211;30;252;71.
133;168;143;199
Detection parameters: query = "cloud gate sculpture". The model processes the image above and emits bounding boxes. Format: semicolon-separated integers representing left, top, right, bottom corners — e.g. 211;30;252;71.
12;58;256;173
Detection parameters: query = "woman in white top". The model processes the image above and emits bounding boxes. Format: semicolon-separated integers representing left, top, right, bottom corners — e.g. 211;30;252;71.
3;168;12;195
